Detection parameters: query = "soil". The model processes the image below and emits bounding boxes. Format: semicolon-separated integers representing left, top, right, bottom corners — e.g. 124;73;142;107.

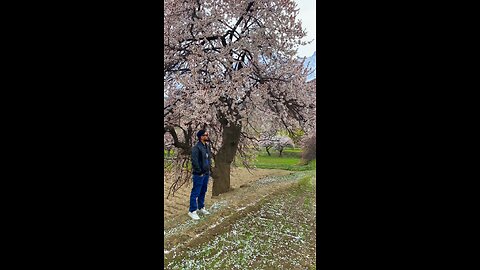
164;167;292;228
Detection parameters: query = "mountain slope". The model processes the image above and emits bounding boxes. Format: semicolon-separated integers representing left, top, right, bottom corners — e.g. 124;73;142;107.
302;51;316;82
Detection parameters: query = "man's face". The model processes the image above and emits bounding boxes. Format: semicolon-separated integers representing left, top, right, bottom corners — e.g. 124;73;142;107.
201;133;209;142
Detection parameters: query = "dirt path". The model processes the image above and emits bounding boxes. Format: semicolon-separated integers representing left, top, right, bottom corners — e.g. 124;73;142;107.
164;167;293;229
164;170;316;269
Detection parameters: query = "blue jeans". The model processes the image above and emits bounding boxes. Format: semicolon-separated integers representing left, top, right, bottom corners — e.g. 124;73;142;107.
189;173;209;212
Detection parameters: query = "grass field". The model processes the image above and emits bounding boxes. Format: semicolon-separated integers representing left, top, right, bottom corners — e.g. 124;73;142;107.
252;148;316;171
165;147;316;171
164;172;317;269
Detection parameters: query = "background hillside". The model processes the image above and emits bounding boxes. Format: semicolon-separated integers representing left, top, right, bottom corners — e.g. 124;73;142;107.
302;51;316;82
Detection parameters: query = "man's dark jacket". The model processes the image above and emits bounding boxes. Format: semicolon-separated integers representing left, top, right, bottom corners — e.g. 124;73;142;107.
191;141;212;175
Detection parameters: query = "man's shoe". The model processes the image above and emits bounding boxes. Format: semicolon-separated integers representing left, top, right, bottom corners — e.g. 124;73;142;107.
198;208;210;215
188;211;200;220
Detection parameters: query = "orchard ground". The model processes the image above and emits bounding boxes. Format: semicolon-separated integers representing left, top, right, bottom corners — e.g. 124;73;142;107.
164;148;316;269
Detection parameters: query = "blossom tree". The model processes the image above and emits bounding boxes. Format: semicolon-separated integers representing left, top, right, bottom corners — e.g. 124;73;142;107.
258;129;278;156
298;79;317;164
273;136;295;157
259;135;294;157
164;0;316;196
299;132;316;165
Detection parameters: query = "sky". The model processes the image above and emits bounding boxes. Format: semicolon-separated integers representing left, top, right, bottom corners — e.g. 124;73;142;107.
294;0;316;58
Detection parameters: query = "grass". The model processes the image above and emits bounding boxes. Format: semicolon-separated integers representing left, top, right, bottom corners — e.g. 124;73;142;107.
165;147;316;171
164;172;317;269
297;175;314;210
252;148;316;171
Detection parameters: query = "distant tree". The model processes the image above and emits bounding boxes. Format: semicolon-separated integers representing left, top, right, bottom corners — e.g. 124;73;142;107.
288;129;305;145
273;136;295;157
258;129;277;156
299;132;316;165
259;135;294;157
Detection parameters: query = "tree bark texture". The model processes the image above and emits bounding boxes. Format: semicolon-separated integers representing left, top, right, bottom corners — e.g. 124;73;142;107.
211;122;241;196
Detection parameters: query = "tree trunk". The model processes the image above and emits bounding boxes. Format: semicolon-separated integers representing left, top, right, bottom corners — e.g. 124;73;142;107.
279;148;283;157
266;146;271;156
211;122;241;196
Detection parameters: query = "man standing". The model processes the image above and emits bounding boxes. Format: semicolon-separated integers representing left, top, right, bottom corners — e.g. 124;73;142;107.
188;130;212;220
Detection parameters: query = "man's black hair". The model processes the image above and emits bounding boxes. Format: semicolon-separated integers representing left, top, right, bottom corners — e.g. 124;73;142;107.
196;130;206;140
